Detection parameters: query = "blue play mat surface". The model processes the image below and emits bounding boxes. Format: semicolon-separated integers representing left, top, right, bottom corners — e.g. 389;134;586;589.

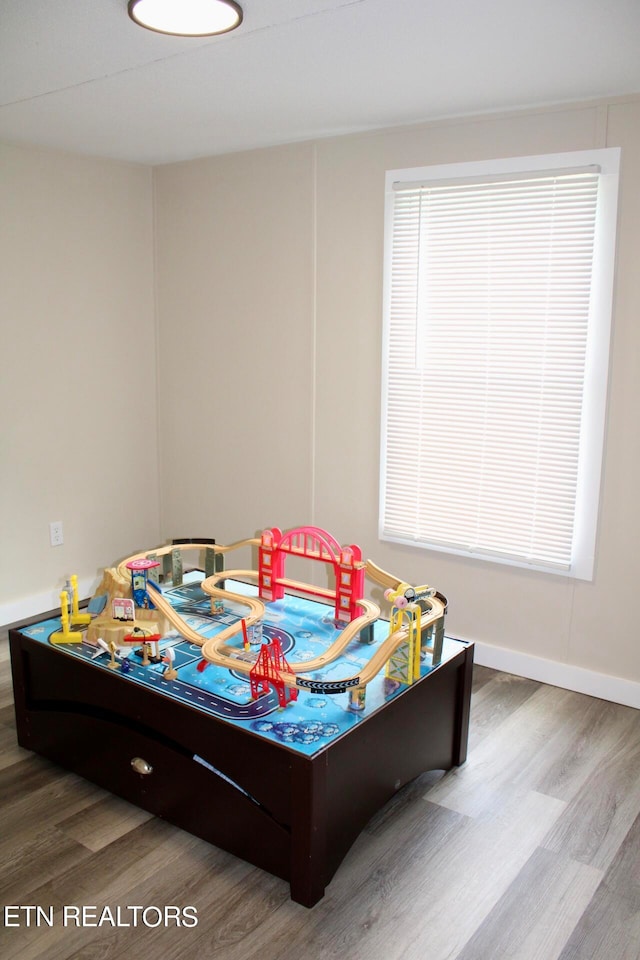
22;578;463;757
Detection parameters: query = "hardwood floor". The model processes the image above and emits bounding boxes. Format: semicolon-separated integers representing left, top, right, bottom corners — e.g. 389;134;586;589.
1;629;639;960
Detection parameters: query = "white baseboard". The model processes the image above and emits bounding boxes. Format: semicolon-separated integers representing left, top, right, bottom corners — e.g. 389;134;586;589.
1;576;98;629
472;639;640;710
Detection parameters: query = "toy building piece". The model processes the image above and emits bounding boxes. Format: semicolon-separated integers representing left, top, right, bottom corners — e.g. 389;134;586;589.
241;619;250;652
249;637;298;707
93;637;119;668
112;597;135;622
107;640;119;669
383;584;423;686
205;545;225;581
258;525;365;624
384;582;442;678
147;633;162;661
171;548;183;586
163;646;178;681
126;558;161;608
348;686;367;711
146;554;160;586
69;574;91;626
385;633;419;686
87;593;108;615
91;638;109;660
50;590;84;644
123;626;161;664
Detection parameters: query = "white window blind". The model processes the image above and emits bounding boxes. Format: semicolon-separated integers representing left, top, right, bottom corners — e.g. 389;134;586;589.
380;150;619;579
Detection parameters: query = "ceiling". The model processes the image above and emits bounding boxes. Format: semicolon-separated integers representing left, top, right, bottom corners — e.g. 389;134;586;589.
1;0;640;166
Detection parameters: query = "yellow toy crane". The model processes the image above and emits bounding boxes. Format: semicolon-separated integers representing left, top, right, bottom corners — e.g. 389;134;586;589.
384;583;435;686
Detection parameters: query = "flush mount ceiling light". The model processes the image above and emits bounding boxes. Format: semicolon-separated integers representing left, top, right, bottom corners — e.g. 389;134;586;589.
128;0;243;37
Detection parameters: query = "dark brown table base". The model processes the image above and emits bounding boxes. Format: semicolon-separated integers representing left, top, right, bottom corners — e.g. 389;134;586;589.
9;617;473;907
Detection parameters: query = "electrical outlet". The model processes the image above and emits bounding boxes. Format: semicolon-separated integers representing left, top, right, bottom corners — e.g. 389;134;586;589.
49;521;64;547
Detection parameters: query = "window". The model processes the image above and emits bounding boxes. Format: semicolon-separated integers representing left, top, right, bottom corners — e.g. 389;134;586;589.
379;149;620;579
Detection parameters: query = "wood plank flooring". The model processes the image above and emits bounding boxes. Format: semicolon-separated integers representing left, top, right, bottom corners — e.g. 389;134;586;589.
1;630;639;960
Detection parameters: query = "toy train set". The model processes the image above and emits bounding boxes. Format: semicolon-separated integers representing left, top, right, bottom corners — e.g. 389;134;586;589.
52;525;448;714
9;525;472;906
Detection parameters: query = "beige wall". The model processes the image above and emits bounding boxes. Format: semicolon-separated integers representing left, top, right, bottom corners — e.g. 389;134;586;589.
0;143;160;618
153;97;640;693
153;143;316;543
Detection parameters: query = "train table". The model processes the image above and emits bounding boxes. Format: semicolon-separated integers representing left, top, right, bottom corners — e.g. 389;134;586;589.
9;569;473;907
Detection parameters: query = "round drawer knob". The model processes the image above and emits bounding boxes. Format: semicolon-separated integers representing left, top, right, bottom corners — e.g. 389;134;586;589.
131;757;153;775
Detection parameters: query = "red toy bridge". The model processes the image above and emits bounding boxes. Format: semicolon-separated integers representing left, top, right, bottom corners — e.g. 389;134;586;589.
258;525;365;623
249;637;298;707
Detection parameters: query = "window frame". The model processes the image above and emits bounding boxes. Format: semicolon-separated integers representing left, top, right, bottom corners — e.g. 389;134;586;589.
379;148;620;580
